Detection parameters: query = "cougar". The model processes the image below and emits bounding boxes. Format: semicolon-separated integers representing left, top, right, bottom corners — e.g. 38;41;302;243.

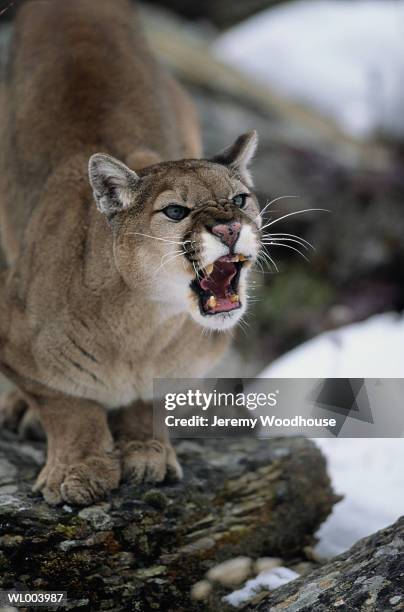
0;0;262;505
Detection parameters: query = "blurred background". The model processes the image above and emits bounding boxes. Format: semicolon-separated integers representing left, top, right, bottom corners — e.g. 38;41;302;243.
0;0;403;557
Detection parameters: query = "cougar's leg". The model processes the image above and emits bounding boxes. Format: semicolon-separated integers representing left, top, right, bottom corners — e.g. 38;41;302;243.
0;388;44;440
109;401;183;485
0;388;27;431
33;395;120;506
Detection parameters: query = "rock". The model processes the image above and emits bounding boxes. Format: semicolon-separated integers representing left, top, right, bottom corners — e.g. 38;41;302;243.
78;503;113;530
289;561;316;576
191;579;212;601
0;433;337;611
245;517;404;611
207;556;252;587
254;557;283;574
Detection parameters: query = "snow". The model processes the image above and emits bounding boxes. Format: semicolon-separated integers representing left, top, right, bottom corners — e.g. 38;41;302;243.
214;0;404;139
259;312;404;378
314;437;404;556
258;312;404;556
224;566;299;607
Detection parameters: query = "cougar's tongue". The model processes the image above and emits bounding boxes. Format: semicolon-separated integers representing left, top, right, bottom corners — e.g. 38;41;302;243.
200;258;240;314
200;260;236;297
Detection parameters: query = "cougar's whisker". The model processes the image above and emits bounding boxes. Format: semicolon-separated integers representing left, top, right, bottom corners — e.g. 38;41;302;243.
127;232;192;246
192;261;202;280
261;237;313;251
262;232;315;250
254;195;300;222
159;249;183;265
253;257;265;275
264;241;310;261
153;250;185;277
257;248;279;273
260;208;329;232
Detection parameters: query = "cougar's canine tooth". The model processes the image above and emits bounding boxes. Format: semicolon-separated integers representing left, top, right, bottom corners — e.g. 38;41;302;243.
230;294;239;303
205;263;214;276
207;295;217;309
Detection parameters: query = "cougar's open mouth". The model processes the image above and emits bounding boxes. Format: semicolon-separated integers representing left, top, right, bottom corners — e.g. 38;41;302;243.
191;255;248;316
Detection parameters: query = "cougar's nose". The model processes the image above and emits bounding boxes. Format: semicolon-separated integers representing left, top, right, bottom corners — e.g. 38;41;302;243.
211;221;241;247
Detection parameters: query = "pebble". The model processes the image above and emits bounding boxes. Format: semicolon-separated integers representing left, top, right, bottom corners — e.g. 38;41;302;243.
59;539;83;552
191;580;212;601
207;556;252;586
0;534;23;548
254;557;283;574
290;561;315;576
303;545;323;562
390;595;402;605
78;503;112;530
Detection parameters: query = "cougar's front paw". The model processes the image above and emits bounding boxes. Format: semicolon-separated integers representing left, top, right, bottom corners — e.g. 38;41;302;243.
33;453;121;506
121;440;183;484
0;390;44;440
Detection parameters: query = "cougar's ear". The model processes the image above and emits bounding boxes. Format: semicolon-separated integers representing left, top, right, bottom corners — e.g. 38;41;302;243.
88;153;140;216
211;130;258;186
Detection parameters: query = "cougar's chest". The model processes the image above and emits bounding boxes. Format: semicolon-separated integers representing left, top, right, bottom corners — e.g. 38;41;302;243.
99;345;205;409
35;313;223;409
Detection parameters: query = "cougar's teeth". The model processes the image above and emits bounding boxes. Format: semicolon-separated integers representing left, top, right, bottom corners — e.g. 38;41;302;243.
207;295;217;309
230;294;239;303
238;255;246;261
205;264;214;276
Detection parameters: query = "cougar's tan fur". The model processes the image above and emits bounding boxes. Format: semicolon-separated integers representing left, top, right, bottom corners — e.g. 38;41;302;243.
0;0;261;505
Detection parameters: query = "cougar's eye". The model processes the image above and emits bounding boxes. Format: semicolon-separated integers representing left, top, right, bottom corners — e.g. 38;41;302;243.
232;194;248;208
163;204;190;221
